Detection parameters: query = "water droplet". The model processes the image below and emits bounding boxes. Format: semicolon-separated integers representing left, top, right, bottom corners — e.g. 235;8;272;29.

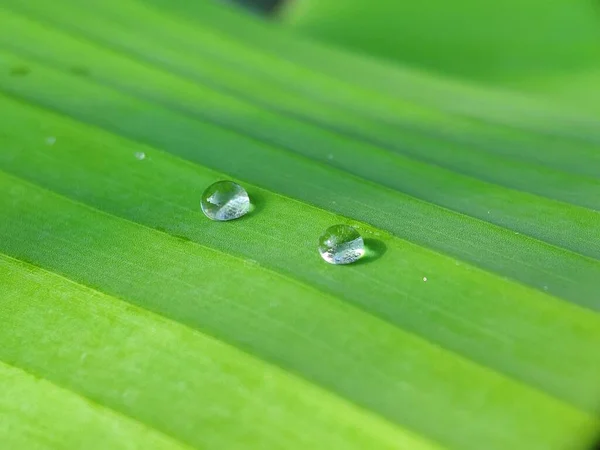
201;180;250;221
327;154;334;161
45;136;56;145
134;151;146;160
318;224;365;265
423;277;428;282
543;285;549;291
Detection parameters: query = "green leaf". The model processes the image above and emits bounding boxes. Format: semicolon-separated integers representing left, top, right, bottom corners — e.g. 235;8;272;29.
281;0;600;113
0;1;599;449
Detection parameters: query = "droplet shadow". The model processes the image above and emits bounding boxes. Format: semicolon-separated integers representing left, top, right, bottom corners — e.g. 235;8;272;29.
354;238;387;266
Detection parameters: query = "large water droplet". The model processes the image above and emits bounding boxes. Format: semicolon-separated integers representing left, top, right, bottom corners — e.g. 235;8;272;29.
201;181;250;221
318;224;365;265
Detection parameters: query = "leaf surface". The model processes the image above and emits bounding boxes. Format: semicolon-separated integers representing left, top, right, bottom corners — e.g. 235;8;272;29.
0;1;599;449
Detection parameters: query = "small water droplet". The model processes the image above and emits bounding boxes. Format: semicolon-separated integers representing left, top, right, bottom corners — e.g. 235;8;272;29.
45;136;56;145
201;180;250;221
318;224;365;265
327;154;334;161
423;277;428;282
134;151;146;160
543;285;548;291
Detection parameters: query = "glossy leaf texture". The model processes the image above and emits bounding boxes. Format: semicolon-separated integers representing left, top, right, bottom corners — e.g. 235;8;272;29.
0;1;599;450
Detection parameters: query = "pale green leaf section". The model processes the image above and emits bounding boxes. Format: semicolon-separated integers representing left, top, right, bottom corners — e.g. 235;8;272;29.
0;362;189;450
0;255;436;450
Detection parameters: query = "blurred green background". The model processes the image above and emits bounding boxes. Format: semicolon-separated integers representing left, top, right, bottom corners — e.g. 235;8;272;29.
236;0;600;114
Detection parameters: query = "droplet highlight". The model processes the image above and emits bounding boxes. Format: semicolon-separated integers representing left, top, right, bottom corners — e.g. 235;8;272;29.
318;224;365;265
201;181;250;221
134;151;146;160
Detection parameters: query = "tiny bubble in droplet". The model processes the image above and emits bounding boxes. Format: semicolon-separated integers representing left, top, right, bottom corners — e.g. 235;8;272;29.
134;151;146;160
45;136;56;146
318;224;364;265
201;180;250;221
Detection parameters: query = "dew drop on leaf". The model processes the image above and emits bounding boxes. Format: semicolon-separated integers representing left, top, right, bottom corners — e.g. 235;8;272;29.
318;224;365;265
134;151;146;160
201;180;250;221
